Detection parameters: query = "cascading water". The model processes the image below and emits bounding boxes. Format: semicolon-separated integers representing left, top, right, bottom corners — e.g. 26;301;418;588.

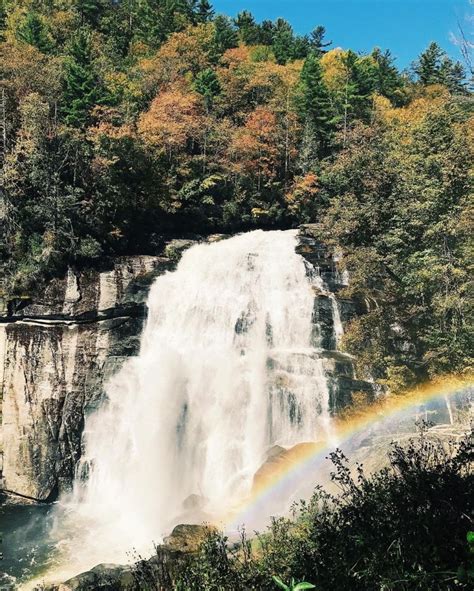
56;230;332;571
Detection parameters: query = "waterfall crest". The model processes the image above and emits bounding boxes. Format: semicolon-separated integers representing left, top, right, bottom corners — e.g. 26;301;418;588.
60;230;331;566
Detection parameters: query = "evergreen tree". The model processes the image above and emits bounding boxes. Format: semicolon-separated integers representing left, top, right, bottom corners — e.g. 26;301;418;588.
234;10;260;45
413;42;445;84
371;48;403;103
62;28;101;128
195;0;214;23
273;19;295;65
194;68;221;111
309;25;332;56
212;15;238;57
0;0;7;42
16;12;53;53
440;56;466;93
414;42;466;93
259;19;275;46
298;53;335;158
73;0;106;27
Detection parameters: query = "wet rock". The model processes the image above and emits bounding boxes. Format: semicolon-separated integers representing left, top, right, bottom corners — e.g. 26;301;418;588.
42;525;213;591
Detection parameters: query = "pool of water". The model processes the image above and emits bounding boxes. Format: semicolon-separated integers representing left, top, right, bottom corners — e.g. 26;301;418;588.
0;498;56;589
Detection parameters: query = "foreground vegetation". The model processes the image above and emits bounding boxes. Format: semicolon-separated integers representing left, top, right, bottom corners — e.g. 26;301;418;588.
139;429;473;591
0;1;473;388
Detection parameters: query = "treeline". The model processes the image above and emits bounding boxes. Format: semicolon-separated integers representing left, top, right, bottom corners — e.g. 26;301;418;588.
0;1;472;388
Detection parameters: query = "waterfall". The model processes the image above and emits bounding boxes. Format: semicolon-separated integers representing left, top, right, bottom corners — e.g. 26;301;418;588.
58;230;331;568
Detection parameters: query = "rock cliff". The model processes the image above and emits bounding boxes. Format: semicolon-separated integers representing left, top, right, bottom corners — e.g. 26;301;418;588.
0;255;175;501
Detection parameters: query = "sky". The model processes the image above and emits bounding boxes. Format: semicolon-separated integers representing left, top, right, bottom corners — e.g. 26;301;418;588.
212;0;473;69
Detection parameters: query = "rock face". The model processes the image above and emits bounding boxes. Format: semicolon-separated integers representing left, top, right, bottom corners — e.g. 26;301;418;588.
296;224;374;412
0;253;180;501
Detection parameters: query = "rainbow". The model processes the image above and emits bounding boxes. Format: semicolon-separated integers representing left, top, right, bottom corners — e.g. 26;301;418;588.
226;375;473;529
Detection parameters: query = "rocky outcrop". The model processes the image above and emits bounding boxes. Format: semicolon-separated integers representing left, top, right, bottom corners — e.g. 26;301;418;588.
41;524;213;591
0;248;191;501
296;224;375;412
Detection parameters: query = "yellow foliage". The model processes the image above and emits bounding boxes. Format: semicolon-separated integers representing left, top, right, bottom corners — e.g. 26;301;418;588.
321;48;349;92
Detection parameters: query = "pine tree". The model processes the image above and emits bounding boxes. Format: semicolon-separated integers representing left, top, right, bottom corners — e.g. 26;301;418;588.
413;42;444;85
371;48;403;103
309;25;332;56
259;20;275;46
0;0;7;42
73;0;106;27
195;0;214;23
194;68;221;111
234;11;260;45
62;28;101;128
440;57;466;93
212;14;238;59
414;42;466;93
298;53;335;159
273;19;295;65
16;12;53;53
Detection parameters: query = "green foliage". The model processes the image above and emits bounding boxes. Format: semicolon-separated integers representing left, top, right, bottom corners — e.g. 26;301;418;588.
273;575;316;590
297;54;335;158
212;14;238;57
62;27;102;128
16;11;53;53
413;42;466;93
194;68;221;109
309;25;331;56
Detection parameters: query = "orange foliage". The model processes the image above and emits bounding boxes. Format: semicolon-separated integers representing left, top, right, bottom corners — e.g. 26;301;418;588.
140;24;214;89
229;107;279;179
138;86;203;154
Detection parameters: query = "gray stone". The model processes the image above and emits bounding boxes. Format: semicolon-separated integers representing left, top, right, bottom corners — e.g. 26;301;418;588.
0;256;173;501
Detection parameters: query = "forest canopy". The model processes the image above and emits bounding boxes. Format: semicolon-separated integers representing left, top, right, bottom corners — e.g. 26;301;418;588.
0;0;472;389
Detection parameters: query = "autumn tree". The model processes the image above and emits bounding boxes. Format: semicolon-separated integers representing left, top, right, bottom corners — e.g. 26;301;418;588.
138;85;203;157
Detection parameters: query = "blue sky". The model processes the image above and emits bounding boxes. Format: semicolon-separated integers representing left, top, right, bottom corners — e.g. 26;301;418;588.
212;0;472;69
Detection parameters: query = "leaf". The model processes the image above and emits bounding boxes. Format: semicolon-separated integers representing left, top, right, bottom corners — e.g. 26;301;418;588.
272;576;290;591
294;583;316;590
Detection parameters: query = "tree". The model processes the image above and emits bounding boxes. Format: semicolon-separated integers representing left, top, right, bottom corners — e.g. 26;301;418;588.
413;42;466;92
195;0;214;23
62;28;101;128
138;86;202;156
414;42;445;84
212;15;238;58
297;53;334;158
371;48;404;102
309;25;331;55
272;19;296;65
234;10;260;45
73;0;107;27
194;68;221;111
16;12;53;54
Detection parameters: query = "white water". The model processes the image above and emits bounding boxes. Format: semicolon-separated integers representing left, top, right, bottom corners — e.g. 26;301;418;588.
55;230;332;572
